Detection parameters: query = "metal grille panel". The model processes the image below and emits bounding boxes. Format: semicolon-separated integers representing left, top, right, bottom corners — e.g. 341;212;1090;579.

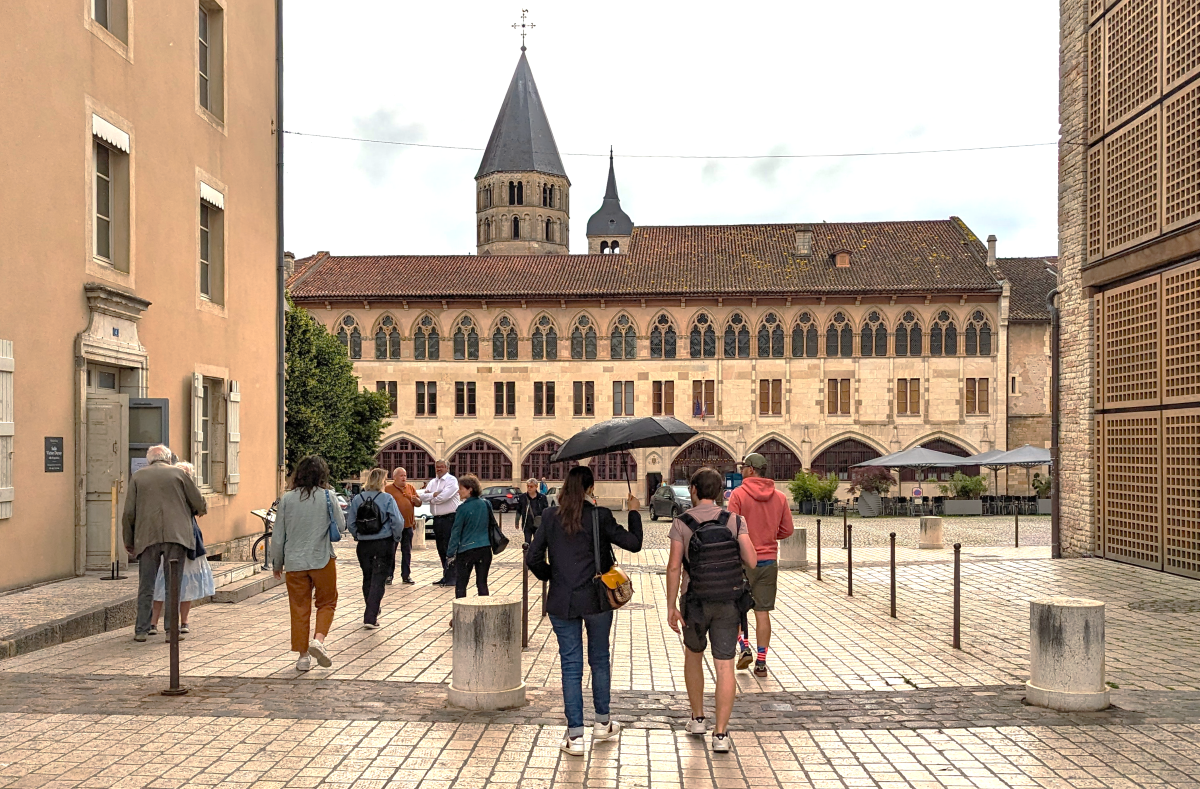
1106;0;1162;129
1165;0;1200;89
1164;409;1200;578
1164;81;1200;230
1104;109;1161;254
1102;413;1162;569
1091;0;1107;23
1096;418;1105;553
1103;276;1161;408
1095;294;1105;407
1090;23;1107;141
1088;144;1105;260
1163;260;1200;403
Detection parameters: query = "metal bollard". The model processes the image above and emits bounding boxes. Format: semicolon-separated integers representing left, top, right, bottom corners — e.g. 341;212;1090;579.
952;543;961;649
889;532;896;618
842;506;848;549
162;558;188;696
1015;508;1020;549
846;524;853;596
521;541;530;649
815;518;822;581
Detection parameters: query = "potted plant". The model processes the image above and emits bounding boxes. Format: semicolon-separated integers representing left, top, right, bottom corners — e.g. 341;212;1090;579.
1032;473;1052;514
849;467;893;517
787;470;816;514
812;473;840;515
942;471;988;515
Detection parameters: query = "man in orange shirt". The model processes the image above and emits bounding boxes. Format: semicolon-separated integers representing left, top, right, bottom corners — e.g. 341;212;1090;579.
384;467;422;585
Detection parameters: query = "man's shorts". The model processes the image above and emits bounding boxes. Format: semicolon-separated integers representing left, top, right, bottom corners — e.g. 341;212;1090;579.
681;597;740;660
745;561;779;611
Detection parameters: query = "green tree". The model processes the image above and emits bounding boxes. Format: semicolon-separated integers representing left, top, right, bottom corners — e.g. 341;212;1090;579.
285;298;390;484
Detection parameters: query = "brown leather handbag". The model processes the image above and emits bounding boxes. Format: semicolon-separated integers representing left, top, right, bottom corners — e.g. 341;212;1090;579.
592;510;633;609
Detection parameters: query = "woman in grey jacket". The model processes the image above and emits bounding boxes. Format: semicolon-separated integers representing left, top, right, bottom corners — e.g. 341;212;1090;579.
347;468;404;629
272;455;344;672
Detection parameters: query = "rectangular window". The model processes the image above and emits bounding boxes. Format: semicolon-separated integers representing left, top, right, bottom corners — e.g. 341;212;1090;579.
652;381;674;416
533;381;555;416
966;378;990;415
456;381;476;417
199;6;210;108
692;380;715;417
494;381;515;417
896;378;921;415
573;381;594;416
197;4;223;118
759;379;783;416
92;133;129;271
1011;376;1018;394
377;381;397;416
95;0;108;28
94;143;112;263
198;199;224;302
93;0;128;42
416;381;437;416
613;381;634;416
827;379;852;415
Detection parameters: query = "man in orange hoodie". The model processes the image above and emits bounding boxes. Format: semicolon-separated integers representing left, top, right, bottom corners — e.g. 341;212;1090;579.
727;453;794;677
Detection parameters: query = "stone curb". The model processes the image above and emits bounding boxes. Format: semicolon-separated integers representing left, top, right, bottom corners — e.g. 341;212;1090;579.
0;597;138;660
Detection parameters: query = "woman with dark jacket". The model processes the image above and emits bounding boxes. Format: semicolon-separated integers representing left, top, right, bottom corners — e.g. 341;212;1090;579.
526;466;643;756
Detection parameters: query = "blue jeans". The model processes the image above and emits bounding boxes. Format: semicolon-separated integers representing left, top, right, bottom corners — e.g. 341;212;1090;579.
549;611;613;737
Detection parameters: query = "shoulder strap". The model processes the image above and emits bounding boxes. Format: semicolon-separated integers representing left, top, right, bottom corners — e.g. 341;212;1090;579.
717;511;732;526
325;489;335;525
678;512;700;531
592;508;603;577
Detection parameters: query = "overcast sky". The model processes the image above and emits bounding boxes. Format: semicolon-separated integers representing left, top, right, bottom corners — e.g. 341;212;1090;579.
283;0;1059;259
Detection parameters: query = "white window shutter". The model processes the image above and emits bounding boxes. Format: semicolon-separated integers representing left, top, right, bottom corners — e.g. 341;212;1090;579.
0;340;13;519
225;380;240;495
191;373;204;481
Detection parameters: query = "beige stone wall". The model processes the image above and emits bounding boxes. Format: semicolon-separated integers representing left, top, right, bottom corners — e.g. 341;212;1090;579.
476;172;569;255
0;1;279;589
1004;321;1053;493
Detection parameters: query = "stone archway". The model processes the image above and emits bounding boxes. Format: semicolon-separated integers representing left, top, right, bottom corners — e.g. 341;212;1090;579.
669;439;735;484
377;438;436;481
810;438;881;480
450;438;513;482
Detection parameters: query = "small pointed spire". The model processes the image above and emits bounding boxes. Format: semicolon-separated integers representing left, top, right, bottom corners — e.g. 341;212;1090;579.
587;148;633;237
605;148;619;200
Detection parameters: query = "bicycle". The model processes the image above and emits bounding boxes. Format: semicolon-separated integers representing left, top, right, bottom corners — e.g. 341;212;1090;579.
250;503;276;570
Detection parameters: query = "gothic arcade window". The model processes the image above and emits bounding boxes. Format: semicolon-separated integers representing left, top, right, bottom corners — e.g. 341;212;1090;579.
453;316;480;361
929;310;958;356
374;316;402;360
723;313;750;358
492;316;518;360
521;439;577;481
610;315;636;359
650;314;678;359
825;312;853;357
792;312;818;357
591;451;638;481
531;315;558;361
860;311;888;357
894;311;922;357
754;439;802;481
449;439;512;480
689;313;717;358
413;315;439;361
965;310;992;355
336;315;362;359
377;438;435;481
757;312;785;358
810;438;881;480
570;314;597;360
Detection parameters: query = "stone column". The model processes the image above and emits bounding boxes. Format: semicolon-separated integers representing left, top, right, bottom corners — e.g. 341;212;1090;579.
919;516;943;549
1026;597;1109;711
447;596;526;710
778;528;808;570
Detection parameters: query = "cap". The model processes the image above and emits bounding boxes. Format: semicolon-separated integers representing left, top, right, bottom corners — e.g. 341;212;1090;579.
740;453;767;471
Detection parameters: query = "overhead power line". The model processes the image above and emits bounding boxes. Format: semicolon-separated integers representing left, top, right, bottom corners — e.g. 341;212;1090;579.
282;130;1060;160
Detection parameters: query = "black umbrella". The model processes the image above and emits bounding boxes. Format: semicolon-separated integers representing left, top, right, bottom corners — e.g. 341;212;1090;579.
549;417;699;492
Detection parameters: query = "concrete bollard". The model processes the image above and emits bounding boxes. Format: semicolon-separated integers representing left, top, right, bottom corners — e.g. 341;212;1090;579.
919;516;944;550
447;596;526;710
412;522;427;551
1025;597;1109;712
778;528;808;570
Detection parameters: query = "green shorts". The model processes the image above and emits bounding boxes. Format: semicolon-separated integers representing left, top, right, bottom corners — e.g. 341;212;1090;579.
745;562;778;611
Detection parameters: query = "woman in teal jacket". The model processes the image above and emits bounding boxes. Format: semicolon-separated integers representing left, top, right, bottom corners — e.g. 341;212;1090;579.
447;473;494;600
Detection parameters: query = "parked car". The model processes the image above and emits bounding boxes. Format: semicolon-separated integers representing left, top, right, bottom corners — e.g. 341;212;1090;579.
650;485;692;520
545;486;558;508
482;485;521;512
412;500;433;540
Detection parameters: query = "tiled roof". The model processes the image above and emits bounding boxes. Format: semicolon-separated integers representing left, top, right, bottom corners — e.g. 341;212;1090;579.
995;257;1059;321
288;218;1003;301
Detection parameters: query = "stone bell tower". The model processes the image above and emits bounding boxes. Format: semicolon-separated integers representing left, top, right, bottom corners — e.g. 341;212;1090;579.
475;48;570;255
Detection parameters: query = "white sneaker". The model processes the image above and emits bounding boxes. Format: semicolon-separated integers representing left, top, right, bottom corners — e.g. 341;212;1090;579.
363;622;379;630
686;717;708;736
296;654;312;671
560;735;584;756
593;721;621;741
307;640;332;667
711;732;732;753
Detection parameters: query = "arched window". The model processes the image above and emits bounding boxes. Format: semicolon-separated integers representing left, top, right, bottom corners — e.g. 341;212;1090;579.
757;313;785;358
531;315;558;361
669;439;736;483
610;241;620;254
374;316;401;359
449;439;512;481
792;312;818;358
895;311;922;356
483;217;491;241
413;315;439;361
965;310;992;355
825;312;852;357
929;310;958;356
492;316;518;360
811;438;881;480
508;181;516;205
610;314;636;359
860;311;887;357
517;181;524;205
542;183;549;207
545;218;553;241
549;185;555;207
337;315;362;359
570;314;597;360
650;313;677;359
749;439;800;481
689;313;717;358
724;313;750;358
377;438;435;481
900;439;979;481
591;451;638;481
453;316;479;361
522;439;578;480
600;241;609;253
511;215;520;240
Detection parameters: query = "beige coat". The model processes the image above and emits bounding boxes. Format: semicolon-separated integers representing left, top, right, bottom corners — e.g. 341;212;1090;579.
122;460;208;556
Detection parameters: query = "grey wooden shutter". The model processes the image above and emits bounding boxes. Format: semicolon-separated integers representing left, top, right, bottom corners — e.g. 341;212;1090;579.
225;380;240;495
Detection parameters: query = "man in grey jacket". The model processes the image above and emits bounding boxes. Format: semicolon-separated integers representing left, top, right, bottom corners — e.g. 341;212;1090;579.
123;444;207;642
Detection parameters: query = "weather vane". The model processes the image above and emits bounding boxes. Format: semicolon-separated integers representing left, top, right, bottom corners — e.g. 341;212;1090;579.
512;9;534;51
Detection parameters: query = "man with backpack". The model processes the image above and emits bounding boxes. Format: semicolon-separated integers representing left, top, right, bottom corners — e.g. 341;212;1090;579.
666;467;758;753
728;453;794;677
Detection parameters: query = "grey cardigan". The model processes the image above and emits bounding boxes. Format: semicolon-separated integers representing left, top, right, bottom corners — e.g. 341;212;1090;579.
271;487;344;573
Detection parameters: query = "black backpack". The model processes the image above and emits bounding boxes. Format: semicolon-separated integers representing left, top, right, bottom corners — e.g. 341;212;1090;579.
679;511;746;603
355;492;389;536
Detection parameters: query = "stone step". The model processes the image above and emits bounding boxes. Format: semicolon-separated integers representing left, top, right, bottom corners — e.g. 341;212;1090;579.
208;561;260;589
210;570;284;604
